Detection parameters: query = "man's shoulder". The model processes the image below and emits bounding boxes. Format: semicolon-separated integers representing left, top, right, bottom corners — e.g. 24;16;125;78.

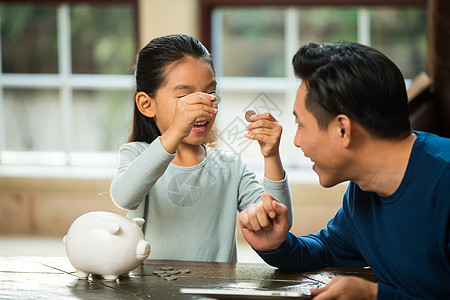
415;131;450;163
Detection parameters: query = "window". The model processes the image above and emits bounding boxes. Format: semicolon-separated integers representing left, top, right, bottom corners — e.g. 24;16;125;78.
204;1;427;179
0;1;137;170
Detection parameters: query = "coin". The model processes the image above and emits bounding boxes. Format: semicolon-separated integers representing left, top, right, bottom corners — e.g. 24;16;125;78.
156;272;170;277
211;93;221;104
166;270;180;275
245;110;256;122
163;275;178;281
153;270;167;275
178;269;191;273
160;266;174;271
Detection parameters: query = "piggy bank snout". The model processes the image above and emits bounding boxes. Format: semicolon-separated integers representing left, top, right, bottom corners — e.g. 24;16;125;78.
136;239;150;259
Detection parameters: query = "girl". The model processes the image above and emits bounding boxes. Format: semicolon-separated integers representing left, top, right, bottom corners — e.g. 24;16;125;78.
110;34;292;263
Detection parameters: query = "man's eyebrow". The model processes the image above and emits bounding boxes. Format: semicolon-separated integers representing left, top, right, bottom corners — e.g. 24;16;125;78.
293;111;297;118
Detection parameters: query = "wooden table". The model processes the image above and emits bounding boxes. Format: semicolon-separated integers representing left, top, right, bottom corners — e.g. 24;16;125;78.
0;256;377;299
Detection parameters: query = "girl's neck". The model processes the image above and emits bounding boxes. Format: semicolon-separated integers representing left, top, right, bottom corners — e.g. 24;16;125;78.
172;143;206;167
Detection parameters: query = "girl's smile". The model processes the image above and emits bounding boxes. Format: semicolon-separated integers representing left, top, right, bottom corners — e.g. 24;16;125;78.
192;120;209;133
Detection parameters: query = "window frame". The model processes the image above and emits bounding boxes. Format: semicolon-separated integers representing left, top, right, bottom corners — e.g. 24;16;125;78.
200;0;427;50
0;0;138;170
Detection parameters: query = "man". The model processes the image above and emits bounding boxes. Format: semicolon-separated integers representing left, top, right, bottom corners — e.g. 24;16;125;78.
239;42;450;299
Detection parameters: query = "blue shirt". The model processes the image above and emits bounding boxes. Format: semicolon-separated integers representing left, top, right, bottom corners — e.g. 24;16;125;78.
258;131;450;299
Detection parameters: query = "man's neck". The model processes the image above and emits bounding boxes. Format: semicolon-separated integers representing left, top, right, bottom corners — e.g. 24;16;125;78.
353;133;417;197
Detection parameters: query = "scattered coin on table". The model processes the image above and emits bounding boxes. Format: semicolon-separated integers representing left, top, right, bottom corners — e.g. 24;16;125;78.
164;276;178;281
153;266;191;281
153;270;167;275
245;110;256;122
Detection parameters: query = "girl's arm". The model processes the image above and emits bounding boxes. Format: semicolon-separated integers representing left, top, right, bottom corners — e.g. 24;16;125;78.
110;138;175;210
245;112;284;181
243;113;292;227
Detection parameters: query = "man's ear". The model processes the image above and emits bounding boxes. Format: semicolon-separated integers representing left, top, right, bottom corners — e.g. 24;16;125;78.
335;114;351;147
135;92;155;118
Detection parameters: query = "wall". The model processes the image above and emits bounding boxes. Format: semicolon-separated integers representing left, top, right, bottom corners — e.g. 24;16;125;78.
0;177;124;236
0;1;345;241
137;0;200;47
0;175;345;239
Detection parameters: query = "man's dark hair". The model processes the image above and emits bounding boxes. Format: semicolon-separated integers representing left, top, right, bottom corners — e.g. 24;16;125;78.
292;41;411;139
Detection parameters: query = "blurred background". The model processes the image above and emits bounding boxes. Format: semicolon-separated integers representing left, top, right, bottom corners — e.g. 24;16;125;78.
0;0;447;262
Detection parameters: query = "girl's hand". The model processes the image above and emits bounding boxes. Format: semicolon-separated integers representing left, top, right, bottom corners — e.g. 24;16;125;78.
171;92;218;139
239;193;290;252
245;112;282;158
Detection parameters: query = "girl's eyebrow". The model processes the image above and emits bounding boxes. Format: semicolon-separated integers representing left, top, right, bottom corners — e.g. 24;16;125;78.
173;85;192;91
206;80;217;89
172;80;217;92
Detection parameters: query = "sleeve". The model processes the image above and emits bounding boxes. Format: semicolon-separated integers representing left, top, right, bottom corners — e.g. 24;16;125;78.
110;137;176;210
256;193;367;271
236;159;265;212
377;283;423;300
235;155;293;220
263;174;293;229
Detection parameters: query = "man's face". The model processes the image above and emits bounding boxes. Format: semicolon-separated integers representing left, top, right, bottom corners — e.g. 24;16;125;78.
293;81;347;188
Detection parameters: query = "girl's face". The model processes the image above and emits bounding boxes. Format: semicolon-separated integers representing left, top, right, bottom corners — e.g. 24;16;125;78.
152;57;217;146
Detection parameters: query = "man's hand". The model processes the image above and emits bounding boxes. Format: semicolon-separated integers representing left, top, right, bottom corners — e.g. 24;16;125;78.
239;193;290;252
311;276;378;300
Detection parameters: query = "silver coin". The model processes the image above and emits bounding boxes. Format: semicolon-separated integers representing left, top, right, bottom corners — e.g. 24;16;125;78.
178;269;191;274
245;110;256;122
156;272;170;277
153;270;166;275
211;93;222;104
163;275;178;281
160;266;174;271
166;270;180;275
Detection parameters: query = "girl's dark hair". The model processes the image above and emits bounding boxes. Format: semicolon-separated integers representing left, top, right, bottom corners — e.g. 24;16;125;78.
128;34;215;144
292;41;411;139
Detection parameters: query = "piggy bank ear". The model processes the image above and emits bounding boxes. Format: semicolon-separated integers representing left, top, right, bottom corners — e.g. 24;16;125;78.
133;218;145;227
108;223;121;235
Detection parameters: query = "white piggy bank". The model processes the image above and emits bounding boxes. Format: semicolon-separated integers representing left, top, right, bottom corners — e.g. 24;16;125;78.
63;211;150;281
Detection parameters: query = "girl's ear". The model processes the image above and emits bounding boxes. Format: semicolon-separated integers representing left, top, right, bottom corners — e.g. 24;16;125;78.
136;92;156;118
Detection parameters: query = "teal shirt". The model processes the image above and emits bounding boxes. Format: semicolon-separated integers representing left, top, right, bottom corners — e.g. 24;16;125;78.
111;137;292;262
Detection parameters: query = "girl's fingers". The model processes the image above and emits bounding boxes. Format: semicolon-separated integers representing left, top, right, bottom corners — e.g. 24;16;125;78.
246;119;280;132
180;92;216;104
255;201;272;230
177;102;218;120
250;112;277;122
246;204;262;232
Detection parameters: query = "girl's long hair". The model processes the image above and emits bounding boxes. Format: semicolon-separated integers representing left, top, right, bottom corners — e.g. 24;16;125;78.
128;34;217;147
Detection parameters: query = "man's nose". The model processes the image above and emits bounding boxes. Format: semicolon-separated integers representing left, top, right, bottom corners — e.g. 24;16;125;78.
293;129;301;148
